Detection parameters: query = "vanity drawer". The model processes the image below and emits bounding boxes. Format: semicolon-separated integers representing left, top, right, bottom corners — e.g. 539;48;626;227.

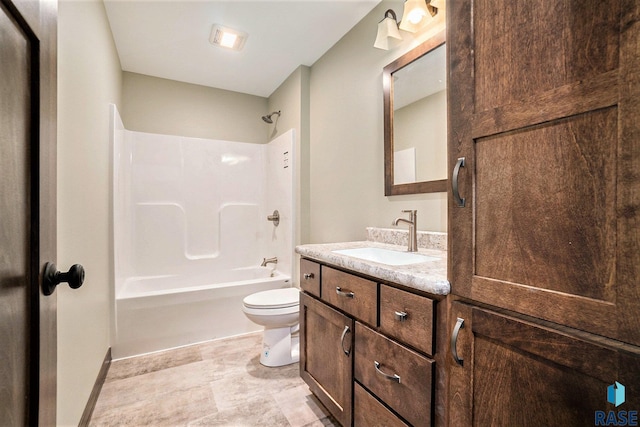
379;285;435;356
321;267;377;325
354;382;409;427
299;259;321;297
355;322;434;427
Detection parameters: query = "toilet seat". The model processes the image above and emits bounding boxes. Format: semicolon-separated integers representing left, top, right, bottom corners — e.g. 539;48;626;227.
243;287;299;310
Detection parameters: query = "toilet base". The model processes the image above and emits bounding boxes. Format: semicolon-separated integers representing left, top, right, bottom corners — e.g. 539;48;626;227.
259;325;300;367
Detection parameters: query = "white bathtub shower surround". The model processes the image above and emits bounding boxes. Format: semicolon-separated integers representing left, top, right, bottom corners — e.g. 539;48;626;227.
110;105;296;358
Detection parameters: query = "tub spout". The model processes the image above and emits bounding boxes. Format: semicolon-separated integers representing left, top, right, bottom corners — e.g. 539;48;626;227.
261;257;278;267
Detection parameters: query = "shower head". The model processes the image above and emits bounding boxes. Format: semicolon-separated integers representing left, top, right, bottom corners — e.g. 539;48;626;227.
261;110;281;124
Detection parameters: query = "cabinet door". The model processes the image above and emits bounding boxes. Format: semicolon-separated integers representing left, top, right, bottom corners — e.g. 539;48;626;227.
448;0;640;344
448;301;640;426
300;292;353;427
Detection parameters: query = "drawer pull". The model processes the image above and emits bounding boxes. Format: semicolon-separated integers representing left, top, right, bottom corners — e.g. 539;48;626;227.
394;311;408;322
336;287;355;298
303;273;315;280
340;325;351;356
374;361;401;383
451;317;465;366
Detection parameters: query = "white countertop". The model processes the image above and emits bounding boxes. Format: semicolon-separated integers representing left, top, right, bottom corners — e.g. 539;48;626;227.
295;240;450;296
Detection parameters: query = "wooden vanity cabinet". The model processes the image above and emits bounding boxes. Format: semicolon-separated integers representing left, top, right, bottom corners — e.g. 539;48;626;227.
299;258;440;426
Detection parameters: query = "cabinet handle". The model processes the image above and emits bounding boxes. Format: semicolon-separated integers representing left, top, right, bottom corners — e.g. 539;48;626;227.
452;157;466;208
451;317;465;366
336;287;355;298
394;311;408;322
340;325;351;356
374;361;401;383
303;273;314;280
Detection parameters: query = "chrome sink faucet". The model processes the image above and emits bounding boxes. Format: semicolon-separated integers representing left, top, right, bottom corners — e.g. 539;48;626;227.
260;257;278;267
393;210;418;252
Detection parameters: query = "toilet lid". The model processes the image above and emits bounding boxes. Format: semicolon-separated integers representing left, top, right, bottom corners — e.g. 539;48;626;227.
243;287;300;309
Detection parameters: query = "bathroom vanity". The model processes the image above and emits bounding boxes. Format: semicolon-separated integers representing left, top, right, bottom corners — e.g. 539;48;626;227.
296;231;448;427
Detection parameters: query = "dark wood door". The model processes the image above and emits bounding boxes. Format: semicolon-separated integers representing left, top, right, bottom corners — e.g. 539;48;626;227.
300;292;354;427
448;0;640;345
0;0;57;424
448;301;640;426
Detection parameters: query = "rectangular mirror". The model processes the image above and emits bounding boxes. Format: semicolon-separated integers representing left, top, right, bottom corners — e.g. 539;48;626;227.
384;30;447;196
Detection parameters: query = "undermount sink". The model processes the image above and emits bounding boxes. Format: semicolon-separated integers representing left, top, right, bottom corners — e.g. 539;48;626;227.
332;247;438;266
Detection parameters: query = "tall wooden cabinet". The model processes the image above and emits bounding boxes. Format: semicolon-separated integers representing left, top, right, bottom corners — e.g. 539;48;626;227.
448;0;640;346
447;0;640;424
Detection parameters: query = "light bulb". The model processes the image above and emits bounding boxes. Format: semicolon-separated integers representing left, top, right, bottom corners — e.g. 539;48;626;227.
408;9;425;24
220;33;237;48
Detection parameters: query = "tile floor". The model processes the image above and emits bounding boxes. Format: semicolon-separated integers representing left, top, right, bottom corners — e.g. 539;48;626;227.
90;333;337;426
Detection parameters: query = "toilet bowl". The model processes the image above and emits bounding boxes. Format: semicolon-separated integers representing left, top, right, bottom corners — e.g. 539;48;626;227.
242;287;300;367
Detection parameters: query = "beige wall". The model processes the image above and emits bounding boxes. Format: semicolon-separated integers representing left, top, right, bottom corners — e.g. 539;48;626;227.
121;72;267;143
267;66;312;246
57;0;122;425
308;0;447;243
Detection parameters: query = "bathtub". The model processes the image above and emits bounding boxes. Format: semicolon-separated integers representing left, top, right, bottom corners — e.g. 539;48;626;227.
112;267;292;359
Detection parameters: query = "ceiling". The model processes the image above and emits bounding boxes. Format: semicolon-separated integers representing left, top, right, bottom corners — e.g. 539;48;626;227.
103;0;382;98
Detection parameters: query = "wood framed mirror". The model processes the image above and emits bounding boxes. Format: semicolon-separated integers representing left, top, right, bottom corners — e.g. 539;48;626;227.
384;30;447;196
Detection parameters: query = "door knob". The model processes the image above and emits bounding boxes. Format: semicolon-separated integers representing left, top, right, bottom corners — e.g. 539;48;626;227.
42;262;85;295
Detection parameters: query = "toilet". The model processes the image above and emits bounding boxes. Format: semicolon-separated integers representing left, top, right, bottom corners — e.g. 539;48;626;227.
242;287;300;367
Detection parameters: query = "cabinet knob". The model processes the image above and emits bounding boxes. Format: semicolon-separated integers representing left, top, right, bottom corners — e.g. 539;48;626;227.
303;273;314;280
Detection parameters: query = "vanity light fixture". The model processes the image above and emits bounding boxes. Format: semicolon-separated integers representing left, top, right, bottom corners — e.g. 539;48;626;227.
209;24;248;51
374;9;403;50
399;0;438;33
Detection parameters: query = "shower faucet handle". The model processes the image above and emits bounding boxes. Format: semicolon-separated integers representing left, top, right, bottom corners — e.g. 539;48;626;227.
267;210;280;226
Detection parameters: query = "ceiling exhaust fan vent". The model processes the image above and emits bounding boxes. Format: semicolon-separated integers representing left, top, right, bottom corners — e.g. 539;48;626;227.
209;24;248;51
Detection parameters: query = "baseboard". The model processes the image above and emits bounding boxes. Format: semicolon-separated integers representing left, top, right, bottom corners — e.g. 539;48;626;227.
78;347;112;426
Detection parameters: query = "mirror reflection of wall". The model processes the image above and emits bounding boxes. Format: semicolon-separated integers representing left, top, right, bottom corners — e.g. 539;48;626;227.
393;43;447;184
